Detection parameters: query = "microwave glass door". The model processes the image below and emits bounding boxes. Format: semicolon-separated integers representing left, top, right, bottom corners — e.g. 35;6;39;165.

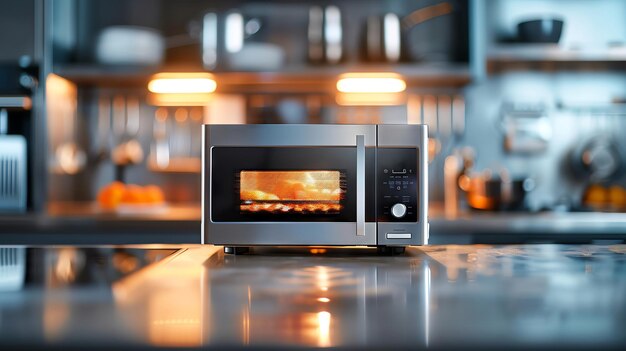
240;170;344;216
211;147;374;222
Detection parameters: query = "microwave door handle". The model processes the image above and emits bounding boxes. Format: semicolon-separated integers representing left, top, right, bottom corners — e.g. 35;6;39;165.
356;134;365;236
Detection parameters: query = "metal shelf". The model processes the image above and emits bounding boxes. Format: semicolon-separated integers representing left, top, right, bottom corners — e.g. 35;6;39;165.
489;44;626;62
53;63;472;92
0;96;32;109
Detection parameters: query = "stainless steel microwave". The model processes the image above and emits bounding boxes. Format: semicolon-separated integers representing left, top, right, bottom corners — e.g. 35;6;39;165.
202;124;428;253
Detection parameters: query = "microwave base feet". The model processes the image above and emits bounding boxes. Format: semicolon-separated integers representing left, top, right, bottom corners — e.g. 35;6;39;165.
377;246;406;255
224;246;250;255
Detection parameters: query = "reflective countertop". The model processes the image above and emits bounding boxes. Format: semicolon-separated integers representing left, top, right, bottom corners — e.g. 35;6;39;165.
0;244;625;349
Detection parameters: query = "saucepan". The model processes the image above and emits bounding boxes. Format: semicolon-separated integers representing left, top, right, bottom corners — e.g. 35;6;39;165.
517;17;564;43
361;2;454;63
460;170;535;211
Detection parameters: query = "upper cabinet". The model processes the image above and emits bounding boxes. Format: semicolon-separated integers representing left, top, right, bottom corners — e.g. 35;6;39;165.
0;0;36;62
49;0;472;90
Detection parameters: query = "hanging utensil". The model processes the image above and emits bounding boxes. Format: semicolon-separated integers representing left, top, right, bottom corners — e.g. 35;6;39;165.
55;96;86;175
112;95;144;166
95;95;112;162
151;107;170;170
173;107;189;158
498;102;552;154
189;107;204;158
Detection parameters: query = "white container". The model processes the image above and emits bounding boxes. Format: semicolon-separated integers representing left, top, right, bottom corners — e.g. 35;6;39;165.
96;26;164;65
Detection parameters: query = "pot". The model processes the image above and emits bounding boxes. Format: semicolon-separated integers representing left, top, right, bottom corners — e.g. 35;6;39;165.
307;6;343;64
570;136;622;182
517;18;564;43
462;171;535;211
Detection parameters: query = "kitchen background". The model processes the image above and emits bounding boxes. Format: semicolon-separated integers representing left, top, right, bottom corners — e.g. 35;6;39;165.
1;0;626;244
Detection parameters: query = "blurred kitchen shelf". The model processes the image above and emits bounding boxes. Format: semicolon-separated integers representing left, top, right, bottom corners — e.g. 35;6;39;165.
148;158;202;173
429;204;626;245
47;201;201;220
0;202;201;245
0;96;32;109
489;44;626;62
487;44;626;73
53;63;472;92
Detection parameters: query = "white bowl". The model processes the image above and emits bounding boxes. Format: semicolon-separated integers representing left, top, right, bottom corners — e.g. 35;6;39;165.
96;26;164;65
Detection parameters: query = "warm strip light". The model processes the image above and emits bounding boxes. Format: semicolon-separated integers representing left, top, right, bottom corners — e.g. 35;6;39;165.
336;73;406;93
147;93;214;106
148;73;217;94
336;92;406;106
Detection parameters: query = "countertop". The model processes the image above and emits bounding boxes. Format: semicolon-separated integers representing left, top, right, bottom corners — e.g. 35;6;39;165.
1;244;625;350
1;202;625;244
0;203;201;245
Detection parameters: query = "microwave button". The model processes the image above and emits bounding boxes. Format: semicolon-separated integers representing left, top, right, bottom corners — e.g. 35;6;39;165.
386;233;412;239
391;203;407;218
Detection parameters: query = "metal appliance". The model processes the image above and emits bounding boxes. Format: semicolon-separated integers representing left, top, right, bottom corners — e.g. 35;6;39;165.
202;124;429;253
0;109;27;212
0;63;34;213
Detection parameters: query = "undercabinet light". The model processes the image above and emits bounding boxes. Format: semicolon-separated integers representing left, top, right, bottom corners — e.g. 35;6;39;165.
336;72;406;93
148;73;217;94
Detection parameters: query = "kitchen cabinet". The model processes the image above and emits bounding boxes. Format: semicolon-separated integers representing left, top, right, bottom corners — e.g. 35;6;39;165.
0;0;36;62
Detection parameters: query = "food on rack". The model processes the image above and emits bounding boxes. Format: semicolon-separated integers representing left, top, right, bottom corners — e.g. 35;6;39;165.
97;182;165;210
239;170;343;214
240;203;341;214
240;186;342;213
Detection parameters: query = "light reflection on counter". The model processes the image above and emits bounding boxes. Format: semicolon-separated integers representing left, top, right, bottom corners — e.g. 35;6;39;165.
201;247;431;348
78;246;433;348
112;247;215;348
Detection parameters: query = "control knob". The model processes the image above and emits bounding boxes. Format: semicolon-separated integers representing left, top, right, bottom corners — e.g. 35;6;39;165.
391;203;407;218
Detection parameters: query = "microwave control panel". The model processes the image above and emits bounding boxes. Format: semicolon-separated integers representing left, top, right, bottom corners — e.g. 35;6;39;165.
377;148;418;222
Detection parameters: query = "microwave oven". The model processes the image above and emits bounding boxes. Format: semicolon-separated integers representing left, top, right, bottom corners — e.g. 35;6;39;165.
202;124;428;254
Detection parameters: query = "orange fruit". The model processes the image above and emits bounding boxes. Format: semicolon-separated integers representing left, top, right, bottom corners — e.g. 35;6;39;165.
608;186;626;209
144;185;165;204
583;184;607;209
98;182;126;209
122;184;148;204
